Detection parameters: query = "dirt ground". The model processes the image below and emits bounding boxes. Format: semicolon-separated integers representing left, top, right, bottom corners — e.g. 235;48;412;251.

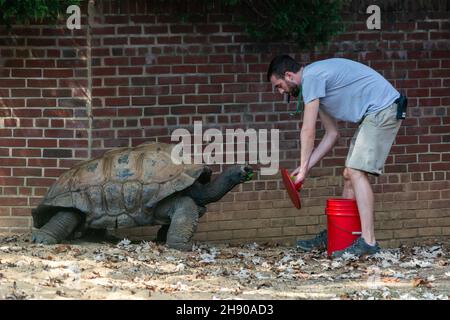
0;233;448;300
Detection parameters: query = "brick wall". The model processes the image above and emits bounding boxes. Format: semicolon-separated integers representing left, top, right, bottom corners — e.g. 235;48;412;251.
0;0;449;247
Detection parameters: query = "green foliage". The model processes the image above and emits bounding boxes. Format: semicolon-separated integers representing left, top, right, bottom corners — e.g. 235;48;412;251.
159;0;347;49
225;0;348;49
1;0;346;49
0;0;80;28
245;0;343;48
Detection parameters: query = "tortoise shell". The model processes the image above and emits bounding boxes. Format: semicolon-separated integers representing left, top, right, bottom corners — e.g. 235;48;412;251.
32;142;210;229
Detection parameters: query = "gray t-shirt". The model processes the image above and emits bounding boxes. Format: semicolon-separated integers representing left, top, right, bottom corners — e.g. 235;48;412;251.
301;58;400;123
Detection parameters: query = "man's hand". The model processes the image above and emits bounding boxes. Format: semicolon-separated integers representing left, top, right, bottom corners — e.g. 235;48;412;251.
292;166;308;185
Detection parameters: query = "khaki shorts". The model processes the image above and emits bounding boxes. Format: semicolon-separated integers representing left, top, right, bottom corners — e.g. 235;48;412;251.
346;102;402;176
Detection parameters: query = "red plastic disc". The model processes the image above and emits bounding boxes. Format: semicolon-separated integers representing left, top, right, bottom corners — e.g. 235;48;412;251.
281;168;302;209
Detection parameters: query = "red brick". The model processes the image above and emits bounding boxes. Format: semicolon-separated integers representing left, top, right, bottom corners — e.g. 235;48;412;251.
119;67;143;75
395;155;417;163
419;98;441;107
26;178;55;187
431;88;450;97
27;139;56;148
105;98;130;106
407;90;429;99
12;168;42;176
0;217;29;226
408;163;430;172
430;126;450;134
11;89;40;97
144;26;168;34
198;105;222;114
93;67;116;76
170;106;196;114
431;163;450;171
431;50;450;59
27;159;57;167
184;95;208;104
11;149;41;157
118;26;142;34
157;36;181;44
158;96;182;105
172;65;196;73
396;136;418;145
44;129;74;138
43;69;74;78
405;145;428;153
11;69;42;77
196;25;220;33
184;56;208;64
59;140;88;148
0;198;27;206
158;77;182;85
118;108;142;117
431;69;450;77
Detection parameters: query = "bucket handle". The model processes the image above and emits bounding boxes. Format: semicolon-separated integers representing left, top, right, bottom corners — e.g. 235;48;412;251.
329;219;362;235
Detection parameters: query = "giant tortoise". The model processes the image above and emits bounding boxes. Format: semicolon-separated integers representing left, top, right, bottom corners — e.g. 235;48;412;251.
32;142;253;250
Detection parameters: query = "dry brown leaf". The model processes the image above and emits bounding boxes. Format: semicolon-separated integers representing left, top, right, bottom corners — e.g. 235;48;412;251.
72;248;82;257
162;286;176;293
195;272;207;279
437;260;448;266
382;277;401;283
53;244;71;254
340;293;351;300
256;281;272;289
86;271;101;279
412;278;432;288
144;284;157;291
217;252;235;259
55;290;67;297
294;272;310;279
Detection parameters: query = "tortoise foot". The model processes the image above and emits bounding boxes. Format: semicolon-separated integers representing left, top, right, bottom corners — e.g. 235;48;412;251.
32;230;59;245
167;241;193;251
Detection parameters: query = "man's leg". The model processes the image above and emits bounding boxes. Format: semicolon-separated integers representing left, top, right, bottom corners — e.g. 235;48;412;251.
344;167;375;245
342;168;355;199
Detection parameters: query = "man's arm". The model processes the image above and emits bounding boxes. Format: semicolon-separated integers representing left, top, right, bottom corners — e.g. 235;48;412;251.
307;109;339;170
294;99;320;183
294;99;339;183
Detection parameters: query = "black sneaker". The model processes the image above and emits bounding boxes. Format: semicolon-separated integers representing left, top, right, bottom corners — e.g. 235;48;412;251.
331;237;381;259
296;230;327;251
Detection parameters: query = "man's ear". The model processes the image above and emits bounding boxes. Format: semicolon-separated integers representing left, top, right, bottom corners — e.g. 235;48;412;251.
285;71;294;80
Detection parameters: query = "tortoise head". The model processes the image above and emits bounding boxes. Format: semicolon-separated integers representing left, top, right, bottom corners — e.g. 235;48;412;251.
228;164;254;184
187;164;254;206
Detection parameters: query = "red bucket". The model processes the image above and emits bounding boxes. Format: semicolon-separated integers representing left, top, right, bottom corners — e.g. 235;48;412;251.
326;198;362;257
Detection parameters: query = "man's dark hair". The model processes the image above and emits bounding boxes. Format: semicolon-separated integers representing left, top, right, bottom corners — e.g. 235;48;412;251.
267;55;302;82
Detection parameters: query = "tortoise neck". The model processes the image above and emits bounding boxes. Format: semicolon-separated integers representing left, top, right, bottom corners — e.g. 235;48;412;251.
188;168;239;206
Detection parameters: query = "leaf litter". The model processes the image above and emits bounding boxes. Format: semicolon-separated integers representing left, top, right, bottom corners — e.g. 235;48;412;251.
0;233;448;300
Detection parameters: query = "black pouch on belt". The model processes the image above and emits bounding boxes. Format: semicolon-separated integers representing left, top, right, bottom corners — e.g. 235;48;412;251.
395;94;408;120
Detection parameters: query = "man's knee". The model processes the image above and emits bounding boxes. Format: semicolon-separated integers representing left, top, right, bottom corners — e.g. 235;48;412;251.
344;167;366;180
343;168;351;180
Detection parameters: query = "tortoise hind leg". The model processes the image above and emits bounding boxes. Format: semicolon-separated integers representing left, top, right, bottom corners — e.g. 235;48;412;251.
166;197;201;251
32;210;81;244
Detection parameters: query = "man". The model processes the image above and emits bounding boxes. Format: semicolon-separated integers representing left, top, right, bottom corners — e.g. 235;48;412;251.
267;55;404;258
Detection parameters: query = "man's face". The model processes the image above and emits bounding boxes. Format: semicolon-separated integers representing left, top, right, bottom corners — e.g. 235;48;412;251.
270;73;299;97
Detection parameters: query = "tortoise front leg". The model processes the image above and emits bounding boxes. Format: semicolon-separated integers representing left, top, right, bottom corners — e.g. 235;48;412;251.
32;210;81;244
166;197;201;251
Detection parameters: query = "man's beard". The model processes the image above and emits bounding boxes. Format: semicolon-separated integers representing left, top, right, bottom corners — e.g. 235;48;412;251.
286;81;300;97
289;86;300;97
